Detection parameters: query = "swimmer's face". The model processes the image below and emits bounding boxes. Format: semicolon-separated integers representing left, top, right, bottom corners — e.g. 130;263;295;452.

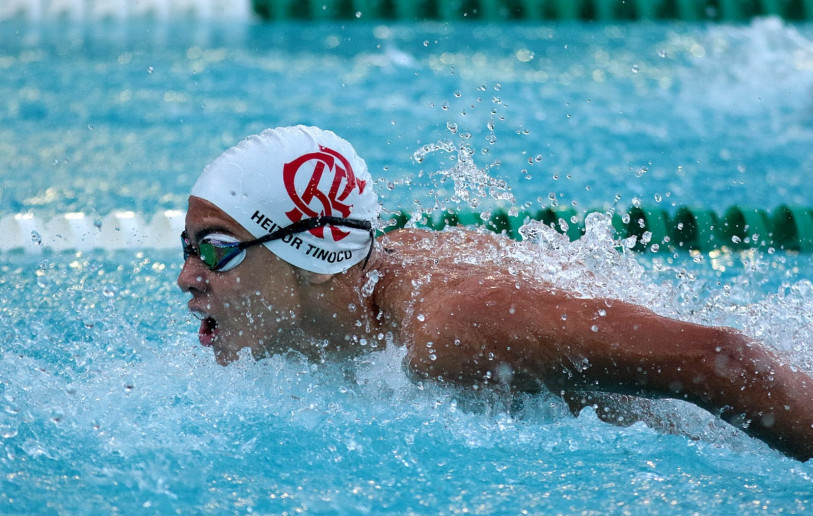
177;196;306;365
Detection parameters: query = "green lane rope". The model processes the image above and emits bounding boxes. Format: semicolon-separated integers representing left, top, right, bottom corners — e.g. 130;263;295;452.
381;204;813;253
252;0;813;21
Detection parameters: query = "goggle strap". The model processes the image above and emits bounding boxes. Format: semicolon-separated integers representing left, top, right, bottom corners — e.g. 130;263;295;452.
184;217;375;271
247;216;372;249
251;215;375;269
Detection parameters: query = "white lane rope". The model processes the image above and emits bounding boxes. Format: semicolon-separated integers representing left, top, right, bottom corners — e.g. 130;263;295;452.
0;210;185;252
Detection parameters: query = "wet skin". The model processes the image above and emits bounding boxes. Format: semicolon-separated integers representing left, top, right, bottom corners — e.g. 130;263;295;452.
179;196;813;461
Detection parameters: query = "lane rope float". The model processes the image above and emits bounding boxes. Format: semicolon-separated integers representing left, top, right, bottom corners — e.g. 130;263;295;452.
252;0;813;22
3;0;810;22
4;205;812;253
383;204;813;253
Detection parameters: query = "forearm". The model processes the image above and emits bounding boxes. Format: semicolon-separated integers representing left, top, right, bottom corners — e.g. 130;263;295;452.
403;288;813;460
678;335;813;461
507;300;813;461
569;321;813;461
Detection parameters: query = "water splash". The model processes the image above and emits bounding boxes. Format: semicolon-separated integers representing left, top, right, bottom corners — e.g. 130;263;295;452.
410;135;515;218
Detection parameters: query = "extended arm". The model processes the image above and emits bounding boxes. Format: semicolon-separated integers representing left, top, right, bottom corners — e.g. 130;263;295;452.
403;276;813;461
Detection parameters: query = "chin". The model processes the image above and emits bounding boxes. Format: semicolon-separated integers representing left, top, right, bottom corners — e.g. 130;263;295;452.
213;346;238;365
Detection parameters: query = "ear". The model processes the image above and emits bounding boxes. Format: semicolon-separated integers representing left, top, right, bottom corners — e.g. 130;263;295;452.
294;268;334;285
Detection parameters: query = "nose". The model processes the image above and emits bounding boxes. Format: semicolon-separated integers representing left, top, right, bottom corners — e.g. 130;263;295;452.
177;256;210;293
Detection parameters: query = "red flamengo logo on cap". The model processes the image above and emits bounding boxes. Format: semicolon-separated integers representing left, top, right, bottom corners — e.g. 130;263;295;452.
283;145;367;241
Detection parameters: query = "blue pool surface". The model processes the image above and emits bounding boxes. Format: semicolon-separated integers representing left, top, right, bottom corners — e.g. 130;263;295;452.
2;16;813;514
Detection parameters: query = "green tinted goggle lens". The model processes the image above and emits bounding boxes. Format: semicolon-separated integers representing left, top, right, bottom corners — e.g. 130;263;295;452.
181;232;246;272
199;239;243;271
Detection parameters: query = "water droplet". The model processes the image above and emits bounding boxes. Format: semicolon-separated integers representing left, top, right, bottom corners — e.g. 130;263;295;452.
31;231;42;245
591;325;599;332
631;64;639;73
417;314;425;322
147;66;154;74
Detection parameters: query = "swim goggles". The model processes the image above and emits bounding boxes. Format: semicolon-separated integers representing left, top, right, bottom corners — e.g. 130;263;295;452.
181;216;374;272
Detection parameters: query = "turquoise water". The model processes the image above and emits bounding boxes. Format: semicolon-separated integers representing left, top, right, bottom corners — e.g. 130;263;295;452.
2;17;813;514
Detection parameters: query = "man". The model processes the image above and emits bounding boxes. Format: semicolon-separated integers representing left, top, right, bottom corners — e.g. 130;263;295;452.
177;126;813;461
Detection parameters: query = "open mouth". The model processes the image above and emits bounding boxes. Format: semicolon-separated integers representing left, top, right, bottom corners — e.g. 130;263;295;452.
197;316;219;347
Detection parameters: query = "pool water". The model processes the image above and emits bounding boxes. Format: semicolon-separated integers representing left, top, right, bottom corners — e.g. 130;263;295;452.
2;16;813;514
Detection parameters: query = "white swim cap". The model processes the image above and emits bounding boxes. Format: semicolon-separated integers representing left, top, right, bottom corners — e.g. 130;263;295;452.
191;126;379;274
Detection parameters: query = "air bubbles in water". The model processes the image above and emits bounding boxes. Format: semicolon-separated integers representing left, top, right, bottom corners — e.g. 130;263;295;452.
31;231;42;245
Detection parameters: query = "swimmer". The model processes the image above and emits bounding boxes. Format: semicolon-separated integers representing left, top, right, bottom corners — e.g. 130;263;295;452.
177;126;813;461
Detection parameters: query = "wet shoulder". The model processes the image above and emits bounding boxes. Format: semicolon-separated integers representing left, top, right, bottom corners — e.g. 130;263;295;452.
376;227;510;265
369;227;522;316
